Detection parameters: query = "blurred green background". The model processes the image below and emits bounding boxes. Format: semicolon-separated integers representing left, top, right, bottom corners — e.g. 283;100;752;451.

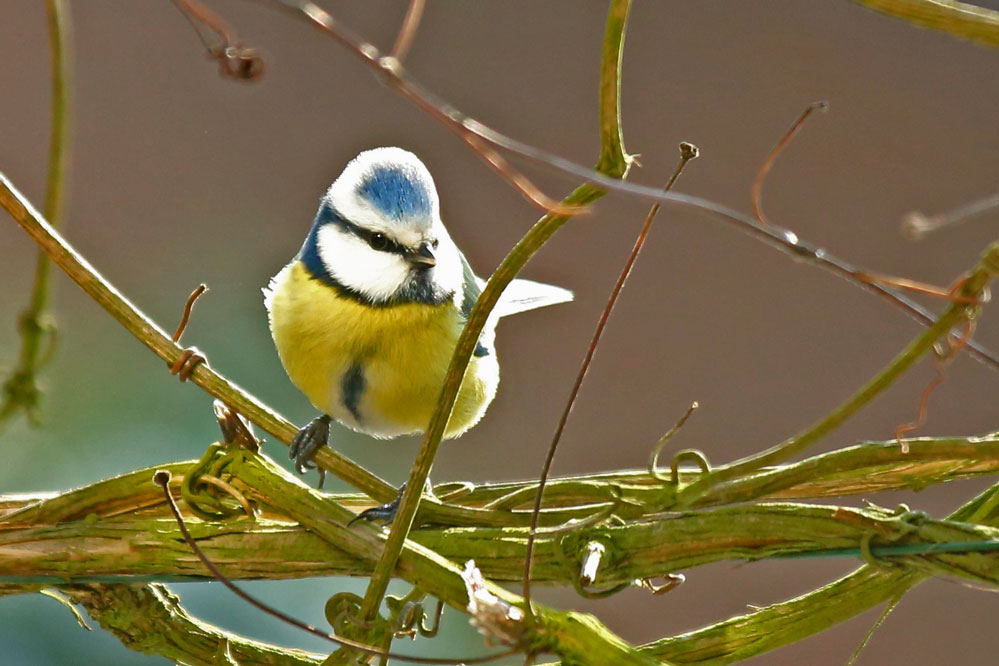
2;1;998;664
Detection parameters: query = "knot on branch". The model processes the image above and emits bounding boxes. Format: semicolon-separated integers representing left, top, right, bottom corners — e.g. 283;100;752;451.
181;443;256;521
385;591;443;640
557;532;628;599
324;592;392;654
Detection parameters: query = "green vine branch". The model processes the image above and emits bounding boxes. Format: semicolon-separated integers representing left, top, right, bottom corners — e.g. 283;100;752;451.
6;488;999;587
356;0;634;628
850;0;999;47
677;240;999;507
0;0;72;428
229;450;663;666
65;583;323;666
4;434;997;528
0;175;396;506
527;483;999;666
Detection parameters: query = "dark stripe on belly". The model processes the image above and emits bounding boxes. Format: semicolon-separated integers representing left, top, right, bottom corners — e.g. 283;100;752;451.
341;362;366;423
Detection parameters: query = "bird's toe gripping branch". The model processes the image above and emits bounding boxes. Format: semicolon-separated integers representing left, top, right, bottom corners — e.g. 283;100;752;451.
348;482;408;527
289;414;332;487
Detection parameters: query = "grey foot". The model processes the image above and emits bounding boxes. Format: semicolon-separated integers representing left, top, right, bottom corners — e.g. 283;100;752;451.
290;414;331;488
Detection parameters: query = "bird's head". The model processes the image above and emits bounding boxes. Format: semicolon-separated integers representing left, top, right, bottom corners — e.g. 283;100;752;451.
303;147;464;306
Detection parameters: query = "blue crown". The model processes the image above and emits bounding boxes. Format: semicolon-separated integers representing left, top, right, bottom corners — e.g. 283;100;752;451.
356;165;432;221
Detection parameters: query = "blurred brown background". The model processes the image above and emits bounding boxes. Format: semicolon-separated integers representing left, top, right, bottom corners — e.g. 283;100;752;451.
1;1;998;664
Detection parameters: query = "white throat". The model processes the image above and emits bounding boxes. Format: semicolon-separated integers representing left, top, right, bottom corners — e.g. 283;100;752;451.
315;222;464;305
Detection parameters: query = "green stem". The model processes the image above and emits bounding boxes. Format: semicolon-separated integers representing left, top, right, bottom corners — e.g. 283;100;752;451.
0;175;395;504
6;498;999;586
849;0;999;47
677;241;999;507
685;434;999;507
233;452;661;666
4;435;997;530
65;583;323;666
0;0;72;427
357;0;633;624
637;482;999;666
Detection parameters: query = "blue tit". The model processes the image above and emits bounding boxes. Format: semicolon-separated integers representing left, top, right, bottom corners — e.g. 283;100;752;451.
264;147;572;478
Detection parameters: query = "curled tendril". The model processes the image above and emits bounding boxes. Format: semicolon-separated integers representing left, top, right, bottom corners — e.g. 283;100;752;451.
181;444;256;521
387;593;444;640
648;402;699;482
670;449;711;486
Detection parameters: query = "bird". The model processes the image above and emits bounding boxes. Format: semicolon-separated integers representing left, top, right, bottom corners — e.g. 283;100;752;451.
264;147;572;484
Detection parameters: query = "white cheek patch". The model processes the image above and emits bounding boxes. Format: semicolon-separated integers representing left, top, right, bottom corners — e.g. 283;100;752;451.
317;225;411;302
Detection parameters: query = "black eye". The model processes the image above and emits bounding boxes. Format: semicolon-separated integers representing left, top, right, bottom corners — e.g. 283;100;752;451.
431;239;440;249
368;232;389;251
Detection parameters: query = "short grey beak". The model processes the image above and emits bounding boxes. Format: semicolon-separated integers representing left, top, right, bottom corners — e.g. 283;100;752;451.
408;242;436;268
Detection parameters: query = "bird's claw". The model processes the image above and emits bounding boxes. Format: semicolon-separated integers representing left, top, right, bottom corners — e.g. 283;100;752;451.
348;483;407;527
290;414;331;488
347;479;436;527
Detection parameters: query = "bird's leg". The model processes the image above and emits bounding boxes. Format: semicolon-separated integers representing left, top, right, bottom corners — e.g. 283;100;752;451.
289;414;331;487
347;479;435;527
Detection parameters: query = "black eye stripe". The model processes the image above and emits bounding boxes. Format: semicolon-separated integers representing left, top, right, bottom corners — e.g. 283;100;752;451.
338;218;406;256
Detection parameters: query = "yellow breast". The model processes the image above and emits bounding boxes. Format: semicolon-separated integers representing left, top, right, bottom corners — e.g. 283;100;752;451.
265;261;498;438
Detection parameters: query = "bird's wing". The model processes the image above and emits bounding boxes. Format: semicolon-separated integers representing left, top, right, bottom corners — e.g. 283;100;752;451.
491;278;573;318
459;252;482;321
458;252;572;320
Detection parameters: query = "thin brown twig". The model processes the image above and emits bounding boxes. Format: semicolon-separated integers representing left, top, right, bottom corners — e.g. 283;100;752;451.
172;283;208;342
895;318;975;449
858;272;991;306
172;0;265;81
390;0;426;62
752;101;827;229
153;470;518;665
257;0;999;374
270;0;588;217
172;0;238;48
464;134;586;217
521;142;699;613
167;284;209;382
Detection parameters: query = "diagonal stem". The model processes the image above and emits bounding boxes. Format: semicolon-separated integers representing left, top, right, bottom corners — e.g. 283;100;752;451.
355;0;634;626
676;241;999;507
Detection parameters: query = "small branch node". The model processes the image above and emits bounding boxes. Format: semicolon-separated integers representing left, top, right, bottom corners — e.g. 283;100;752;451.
678;141;700;161
901;193;999;241
172;0;266;82
579;540;606;586
637;573;685;596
